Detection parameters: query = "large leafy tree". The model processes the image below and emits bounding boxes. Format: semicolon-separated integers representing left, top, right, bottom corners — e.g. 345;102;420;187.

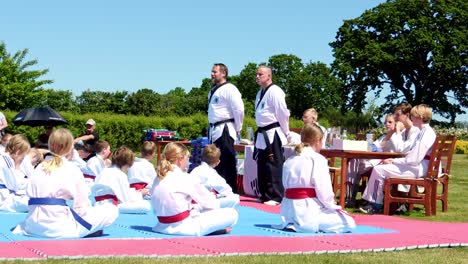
0;42;52;111
75;90;128;114
330;0;468;123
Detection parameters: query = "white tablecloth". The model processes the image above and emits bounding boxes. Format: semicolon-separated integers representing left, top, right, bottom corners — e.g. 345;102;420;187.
240;145;296;197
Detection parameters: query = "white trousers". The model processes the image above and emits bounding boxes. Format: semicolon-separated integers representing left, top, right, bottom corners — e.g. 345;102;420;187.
362;163;419;204
153;208;238;236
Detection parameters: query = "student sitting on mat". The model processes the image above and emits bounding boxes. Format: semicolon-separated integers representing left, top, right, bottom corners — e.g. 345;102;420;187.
189;144;239;208
279;123;356;233
93;146;151;214
150;142;238;236
0;134;31;213
127;141;157;198
12;128;118;238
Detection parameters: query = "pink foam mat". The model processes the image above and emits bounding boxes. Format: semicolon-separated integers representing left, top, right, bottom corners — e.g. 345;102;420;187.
1;198;467;260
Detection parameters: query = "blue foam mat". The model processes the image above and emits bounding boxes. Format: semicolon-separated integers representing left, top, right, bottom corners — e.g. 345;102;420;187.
0;206;395;242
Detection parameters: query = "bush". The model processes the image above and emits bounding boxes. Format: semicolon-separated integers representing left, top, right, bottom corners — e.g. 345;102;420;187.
455;140;468;154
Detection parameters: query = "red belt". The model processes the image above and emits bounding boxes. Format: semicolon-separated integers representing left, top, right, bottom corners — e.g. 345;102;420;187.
130;182;148;190
285;188;316;199
95;194;118;206
83;174;96;180
158;210;190;224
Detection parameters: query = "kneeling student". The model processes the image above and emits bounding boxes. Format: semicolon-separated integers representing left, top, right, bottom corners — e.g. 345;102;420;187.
190;144;239;208
280;123;356;233
94;146;151;214
151;142;238;236
12;128;118;238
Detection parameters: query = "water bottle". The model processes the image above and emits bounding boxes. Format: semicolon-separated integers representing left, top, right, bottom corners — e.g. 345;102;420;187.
366;133;374;151
247;127;254;143
341;129;348;140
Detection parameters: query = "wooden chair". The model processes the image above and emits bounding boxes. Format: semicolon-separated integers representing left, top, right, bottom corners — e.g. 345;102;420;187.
383;135;454;216
431;135;456;214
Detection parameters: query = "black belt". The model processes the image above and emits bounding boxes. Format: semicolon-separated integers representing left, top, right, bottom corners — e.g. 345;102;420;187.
257;122;280;132
254;122;280;161
210;118;234;127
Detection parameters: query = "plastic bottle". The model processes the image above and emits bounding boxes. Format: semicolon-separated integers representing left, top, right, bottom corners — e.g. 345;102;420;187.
366;133;374;151
341;129;348;140
247;127;254;143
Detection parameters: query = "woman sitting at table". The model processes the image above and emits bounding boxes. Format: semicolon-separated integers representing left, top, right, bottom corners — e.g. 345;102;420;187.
345;114;398;207
360;104;436;214
150;142;238;236
280;123;356;233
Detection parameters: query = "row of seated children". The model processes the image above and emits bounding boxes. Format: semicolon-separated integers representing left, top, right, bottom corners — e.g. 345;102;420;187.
0;134;44;212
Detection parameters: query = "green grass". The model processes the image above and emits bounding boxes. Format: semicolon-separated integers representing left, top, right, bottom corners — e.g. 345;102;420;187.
2;154;467;264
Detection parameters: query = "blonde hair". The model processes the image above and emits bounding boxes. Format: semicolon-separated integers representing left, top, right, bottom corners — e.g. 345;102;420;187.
303;108;318;122
141;141;156;157
202;144;221;166
5;134;30;159
29;148;44;167
43;128;74;173
157;142;190;180
295;123;323;154
112;146;135;169
410;104;432;123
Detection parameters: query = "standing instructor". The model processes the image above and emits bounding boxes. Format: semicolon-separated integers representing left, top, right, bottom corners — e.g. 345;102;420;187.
254;66;290;205
208;63;244;193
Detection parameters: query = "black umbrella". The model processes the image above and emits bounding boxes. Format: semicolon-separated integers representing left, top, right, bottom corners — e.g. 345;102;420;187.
13;107;68;127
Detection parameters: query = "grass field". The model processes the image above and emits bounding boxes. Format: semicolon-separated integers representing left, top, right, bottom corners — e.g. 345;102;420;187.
3;154;467;264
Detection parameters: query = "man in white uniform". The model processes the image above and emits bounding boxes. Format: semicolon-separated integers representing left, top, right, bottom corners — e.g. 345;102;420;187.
0;111;7;137
208;63;244;193
254;66;291;205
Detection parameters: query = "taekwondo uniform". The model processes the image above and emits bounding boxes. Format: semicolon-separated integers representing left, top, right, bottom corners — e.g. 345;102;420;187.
127;157;157;192
0;153;29;212
94;166;151;214
280;146;356;233
189;161;240;208
12;158;118;238
151;166;238;236
254;84;290;203
208;82;244;193
362;124;437;205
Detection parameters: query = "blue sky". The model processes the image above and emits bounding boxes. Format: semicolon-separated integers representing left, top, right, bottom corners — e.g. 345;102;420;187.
2;1;466;122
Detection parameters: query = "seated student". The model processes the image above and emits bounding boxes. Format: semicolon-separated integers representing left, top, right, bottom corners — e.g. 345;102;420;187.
94;146;151;214
345;114;399;207
127;141;157;197
280;123;356;233
389;102;420;154
288;108;328;146
12;128;118;238
0;134;31;212
19;148;44;179
83;141;111;182
360;104;437;214
0;133;13;153
189;144;240;208
150;142;238;236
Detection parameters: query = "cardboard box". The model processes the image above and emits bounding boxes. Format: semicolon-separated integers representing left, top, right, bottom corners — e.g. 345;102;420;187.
332;139;368;151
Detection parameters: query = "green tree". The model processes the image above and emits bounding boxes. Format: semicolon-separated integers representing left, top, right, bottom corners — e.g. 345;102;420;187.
125;88;162;116
0;42;52;110
234;62;259;103
330;0;468;124
36;89;76;112
75;90;127;114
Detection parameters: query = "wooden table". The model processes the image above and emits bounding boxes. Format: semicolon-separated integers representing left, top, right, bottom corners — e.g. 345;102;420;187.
320;149;405;208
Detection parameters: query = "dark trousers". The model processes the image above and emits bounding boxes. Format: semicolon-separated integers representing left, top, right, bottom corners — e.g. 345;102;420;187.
214;125;238;193
256;132;285;203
